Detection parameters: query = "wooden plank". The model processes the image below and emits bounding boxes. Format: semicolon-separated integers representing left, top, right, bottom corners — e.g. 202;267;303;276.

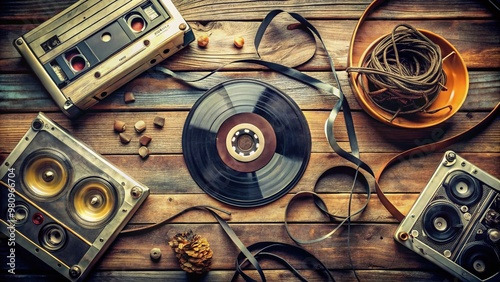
1;18;499;72
0;111;497;155
0;269;455;282
0;0;496;22
0;70;499;112
1;152;498;195
0;223;443;271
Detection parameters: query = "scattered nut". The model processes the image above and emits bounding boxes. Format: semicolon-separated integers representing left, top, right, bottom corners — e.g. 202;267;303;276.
150;247;162;260
134;120;147;133
197;35;209;47
139;135;152;146
119;133;132;144
113;120;126;132
153;116;165;128
124;92;136;103
139;146;150;159
234;36;244;48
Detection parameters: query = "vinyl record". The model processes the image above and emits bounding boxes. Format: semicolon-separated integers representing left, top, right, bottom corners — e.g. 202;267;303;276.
182;79;311;207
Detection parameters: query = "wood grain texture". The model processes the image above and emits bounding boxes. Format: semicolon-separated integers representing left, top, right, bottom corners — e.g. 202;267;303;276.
0;0;498;281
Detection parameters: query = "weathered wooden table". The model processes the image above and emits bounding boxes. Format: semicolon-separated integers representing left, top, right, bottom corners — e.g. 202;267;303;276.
0;0;498;281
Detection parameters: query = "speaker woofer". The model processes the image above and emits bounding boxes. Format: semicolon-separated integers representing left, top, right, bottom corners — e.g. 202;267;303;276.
22;149;71;200
39;223;67;251
458;242;500;279
444;171;482;206
69;178;117;227
423;201;463;243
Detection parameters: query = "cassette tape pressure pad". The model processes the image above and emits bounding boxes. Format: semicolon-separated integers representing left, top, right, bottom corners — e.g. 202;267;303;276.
14;0;195;118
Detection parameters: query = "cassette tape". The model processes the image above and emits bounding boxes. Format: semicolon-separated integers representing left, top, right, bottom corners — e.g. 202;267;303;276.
14;0;195;118
394;151;500;282
0;112;150;281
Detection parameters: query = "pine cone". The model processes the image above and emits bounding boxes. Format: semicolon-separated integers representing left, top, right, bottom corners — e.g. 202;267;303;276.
168;230;213;275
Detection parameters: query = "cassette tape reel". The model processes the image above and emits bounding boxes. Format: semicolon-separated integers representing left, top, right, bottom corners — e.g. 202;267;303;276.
395;151;500;282
14;0;194;118
0;113;150;281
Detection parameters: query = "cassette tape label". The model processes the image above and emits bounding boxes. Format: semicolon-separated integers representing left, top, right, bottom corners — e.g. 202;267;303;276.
15;0;194;117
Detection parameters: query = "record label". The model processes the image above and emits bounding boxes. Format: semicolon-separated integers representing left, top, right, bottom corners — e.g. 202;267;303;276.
182;79;311;207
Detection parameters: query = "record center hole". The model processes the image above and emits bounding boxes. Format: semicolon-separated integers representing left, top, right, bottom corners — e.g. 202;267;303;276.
226;123;265;163
231;129;259;156
101;32;112;42
237;134;255;152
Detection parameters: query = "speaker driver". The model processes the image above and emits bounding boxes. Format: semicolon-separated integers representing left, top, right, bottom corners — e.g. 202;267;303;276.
7;202;30;226
69;177;117;227
182;79;311;207
39;223;67;251
423;201;463;243
444;171;482;206
22;149;71;200
458;242;500;279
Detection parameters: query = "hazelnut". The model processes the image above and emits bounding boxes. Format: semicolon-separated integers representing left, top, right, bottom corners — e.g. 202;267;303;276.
119;133;132;144
134;120;147;133
197;35;209;47
139;135;152;146
139;146;150;159
234;36;244;48
124;92;135;103
153;116;165;128
113;120;126;132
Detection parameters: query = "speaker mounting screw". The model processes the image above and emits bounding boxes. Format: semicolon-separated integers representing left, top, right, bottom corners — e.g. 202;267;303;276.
131;186;143;199
460;206;468;213
445;151;456;162
16;39;23;45
32;119;44;131
69;265;81;278
443;250;451;258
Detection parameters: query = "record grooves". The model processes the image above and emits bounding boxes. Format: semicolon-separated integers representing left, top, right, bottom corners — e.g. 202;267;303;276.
182;79;311;207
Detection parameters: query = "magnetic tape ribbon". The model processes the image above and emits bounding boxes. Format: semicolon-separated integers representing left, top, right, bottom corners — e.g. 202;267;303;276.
154;9;373;281
156;9;374;244
347;0;500;222
151;3;498;280
120;205;334;282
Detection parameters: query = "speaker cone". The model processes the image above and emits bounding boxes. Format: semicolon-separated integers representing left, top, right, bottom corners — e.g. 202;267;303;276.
458;242;500;279
69;177;117;227
444;171;482;206
22;149;71;200
423;201;463;243
39;223;67;251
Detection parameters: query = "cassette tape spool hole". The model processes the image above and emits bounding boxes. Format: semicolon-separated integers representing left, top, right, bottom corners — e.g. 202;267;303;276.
182;80;311;207
127;13;147;33
65;49;88;73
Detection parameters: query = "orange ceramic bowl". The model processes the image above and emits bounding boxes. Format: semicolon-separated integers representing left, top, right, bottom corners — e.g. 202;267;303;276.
350;30;468;129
